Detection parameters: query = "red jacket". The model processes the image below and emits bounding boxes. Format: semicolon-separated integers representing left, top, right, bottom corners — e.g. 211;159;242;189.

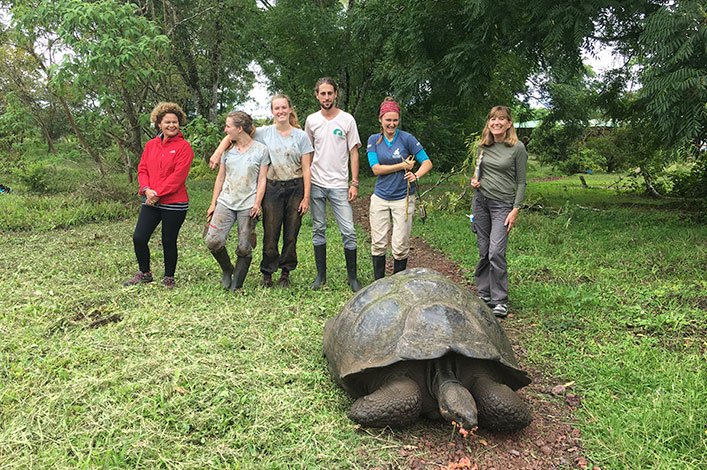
137;131;194;204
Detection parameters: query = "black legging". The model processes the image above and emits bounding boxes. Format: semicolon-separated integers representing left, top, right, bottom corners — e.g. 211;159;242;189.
132;205;187;277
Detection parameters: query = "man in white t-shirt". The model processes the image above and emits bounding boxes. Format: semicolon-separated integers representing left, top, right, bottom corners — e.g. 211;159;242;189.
304;77;362;292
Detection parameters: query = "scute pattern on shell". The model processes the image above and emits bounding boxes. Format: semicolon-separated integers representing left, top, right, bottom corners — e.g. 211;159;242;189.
323;268;530;393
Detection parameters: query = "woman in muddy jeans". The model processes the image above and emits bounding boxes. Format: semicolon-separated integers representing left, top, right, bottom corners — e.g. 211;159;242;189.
205;111;269;291
470;105;527;318
210;95;313;288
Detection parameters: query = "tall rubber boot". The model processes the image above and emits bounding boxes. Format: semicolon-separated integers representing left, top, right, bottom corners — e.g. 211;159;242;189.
372;255;386;280
393;258;408;274
311;244;326;290
230;255;252;291
345;248;362;292
211;247;233;289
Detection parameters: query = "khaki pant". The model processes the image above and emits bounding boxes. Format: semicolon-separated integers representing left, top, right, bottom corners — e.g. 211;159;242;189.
369;193;415;259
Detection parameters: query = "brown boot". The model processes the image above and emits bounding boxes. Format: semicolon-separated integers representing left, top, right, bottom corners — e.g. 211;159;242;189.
277;270;290;288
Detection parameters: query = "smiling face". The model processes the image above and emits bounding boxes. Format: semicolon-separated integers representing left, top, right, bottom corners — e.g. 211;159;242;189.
316;83;337;110
224;117;240;140
487;113;512;142
380;111;400;139
271;97;291;125
158;113;180;139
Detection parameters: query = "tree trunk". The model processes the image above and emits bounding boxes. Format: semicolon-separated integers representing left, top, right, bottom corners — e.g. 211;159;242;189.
57;95;106;177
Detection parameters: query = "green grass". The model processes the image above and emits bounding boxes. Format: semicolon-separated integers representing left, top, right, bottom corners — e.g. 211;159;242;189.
1;154;705;468
415;171;707;469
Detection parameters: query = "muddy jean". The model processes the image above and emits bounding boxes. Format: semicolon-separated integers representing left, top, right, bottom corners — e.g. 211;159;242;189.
132;204;187;277
473;191;513;304
310;184;357;250
260;178;304;274
205;202;256;257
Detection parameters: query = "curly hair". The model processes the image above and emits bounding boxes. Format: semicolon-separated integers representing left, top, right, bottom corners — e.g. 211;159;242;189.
150;102;187;129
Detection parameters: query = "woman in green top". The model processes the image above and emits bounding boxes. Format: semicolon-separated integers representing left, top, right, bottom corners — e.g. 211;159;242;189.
470;106;528;318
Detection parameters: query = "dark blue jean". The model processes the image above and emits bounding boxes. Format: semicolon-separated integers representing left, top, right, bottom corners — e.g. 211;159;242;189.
260;178;304;274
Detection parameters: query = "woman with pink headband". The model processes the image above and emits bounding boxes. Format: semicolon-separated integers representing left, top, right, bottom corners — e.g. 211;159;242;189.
365;97;433;279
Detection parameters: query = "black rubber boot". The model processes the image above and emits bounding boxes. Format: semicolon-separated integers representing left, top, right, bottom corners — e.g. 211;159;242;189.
345;248;362;292
393;258;408;274
311;244;326;290
372;255;386;280
211;247;233;289
230;256;252;291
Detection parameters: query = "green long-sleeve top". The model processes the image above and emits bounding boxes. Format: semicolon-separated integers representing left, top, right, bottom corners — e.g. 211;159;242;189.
476;141;528;208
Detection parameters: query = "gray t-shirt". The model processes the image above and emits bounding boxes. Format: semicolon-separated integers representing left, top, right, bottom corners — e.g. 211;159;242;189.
218;140;270;211
254;125;313;181
477;141;528;208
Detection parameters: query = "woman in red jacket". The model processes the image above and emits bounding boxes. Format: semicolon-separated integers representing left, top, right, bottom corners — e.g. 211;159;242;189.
123;102;194;288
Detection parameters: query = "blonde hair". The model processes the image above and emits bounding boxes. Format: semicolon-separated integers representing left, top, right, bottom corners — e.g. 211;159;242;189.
226;111;255;137
150;102;187;129
271;94;301;129
480;105;518;147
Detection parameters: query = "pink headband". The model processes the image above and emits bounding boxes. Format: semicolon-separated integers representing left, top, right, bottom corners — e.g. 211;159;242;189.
379;100;400;118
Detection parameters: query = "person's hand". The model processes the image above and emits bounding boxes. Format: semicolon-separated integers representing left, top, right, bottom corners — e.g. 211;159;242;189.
206;204;215;221
470;177;480;189
404;171;418;183
250;203;262;218
209;153;221;170
145;189;159;205
348;185;358;201
402;155;415;171
298;197;310;215
504;208;519;234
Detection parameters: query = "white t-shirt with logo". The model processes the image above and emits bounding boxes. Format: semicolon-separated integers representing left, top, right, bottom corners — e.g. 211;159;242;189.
304;110;361;189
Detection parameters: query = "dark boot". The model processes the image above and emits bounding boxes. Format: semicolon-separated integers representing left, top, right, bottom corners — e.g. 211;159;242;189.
277;270;290;288
311;244;326;290
211;247;233;289
393;258;408;274
230;256;252;291
372;255;386;280
344;248;362;292
261;273;273;288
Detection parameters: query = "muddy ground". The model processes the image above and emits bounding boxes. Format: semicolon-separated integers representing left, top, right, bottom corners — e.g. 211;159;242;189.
350;195;592;470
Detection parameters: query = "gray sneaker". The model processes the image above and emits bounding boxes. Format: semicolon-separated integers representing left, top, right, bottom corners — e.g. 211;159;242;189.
479;295;492;306
123;271;153;286
492;304;509;318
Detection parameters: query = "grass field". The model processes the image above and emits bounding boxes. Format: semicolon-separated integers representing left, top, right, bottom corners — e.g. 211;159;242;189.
1;156;705;468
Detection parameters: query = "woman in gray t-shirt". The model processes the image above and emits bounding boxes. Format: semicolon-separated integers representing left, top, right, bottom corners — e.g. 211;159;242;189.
470;106;528;318
205;111;270;291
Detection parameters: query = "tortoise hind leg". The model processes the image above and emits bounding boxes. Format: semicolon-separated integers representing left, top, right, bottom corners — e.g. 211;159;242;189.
348;376;422;428
470;377;532;432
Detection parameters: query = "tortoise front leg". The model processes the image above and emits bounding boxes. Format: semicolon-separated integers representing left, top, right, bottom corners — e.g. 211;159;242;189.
470;377;532;432
348;376;422;428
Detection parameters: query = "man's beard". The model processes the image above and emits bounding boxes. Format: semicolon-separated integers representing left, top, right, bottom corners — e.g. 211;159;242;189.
320;102;334;110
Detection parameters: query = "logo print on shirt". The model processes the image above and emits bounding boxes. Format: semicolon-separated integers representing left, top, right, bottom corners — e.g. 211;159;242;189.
392;148;402;160
333;128;344;138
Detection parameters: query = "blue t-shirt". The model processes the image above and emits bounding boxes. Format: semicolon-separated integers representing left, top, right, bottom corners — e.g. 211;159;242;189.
366;129;429;200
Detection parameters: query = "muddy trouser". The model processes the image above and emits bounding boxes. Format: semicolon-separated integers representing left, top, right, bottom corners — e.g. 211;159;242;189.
369;193;414;260
472;191;512;304
260;178;304;274
204;203;256;257
132;204;187;277
310;184;357;250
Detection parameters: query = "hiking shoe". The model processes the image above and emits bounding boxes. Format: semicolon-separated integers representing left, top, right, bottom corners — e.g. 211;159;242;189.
479;295;492;306
123;271;153;286
162;276;175;289
277;271;290;288
492;304;509;318
261;273;273;288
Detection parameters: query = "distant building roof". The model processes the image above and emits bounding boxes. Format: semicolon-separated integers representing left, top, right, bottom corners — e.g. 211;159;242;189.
514;119;615;129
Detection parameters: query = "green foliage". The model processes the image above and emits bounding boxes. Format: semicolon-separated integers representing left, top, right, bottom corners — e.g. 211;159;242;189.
12;161;53;193
183;116;224;164
666;152;707;199
638;1;707;149
415;173;706;469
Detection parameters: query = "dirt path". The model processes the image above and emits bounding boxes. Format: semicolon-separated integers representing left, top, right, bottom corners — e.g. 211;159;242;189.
351;195;590;470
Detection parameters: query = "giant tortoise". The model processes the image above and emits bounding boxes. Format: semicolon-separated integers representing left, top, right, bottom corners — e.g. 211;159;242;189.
323;268;532;432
